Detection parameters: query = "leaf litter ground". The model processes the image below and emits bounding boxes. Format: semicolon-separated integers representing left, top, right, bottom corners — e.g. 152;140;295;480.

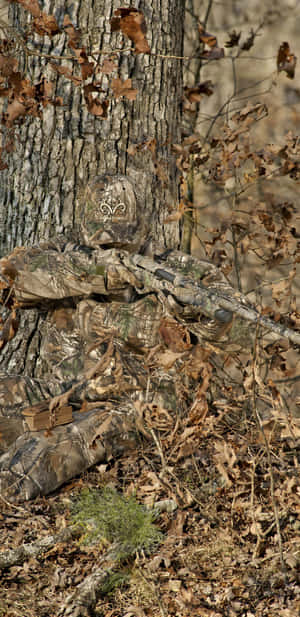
0;362;299;617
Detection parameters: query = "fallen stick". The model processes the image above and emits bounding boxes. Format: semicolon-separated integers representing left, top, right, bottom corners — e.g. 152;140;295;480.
58;543;121;617
0;527;77;570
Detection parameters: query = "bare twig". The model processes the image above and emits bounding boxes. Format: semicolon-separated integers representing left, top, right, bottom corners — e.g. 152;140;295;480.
251;327;287;579
0;527;77;570
58;543;121;617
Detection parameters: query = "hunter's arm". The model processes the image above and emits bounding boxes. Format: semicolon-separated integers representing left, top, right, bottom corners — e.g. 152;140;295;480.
0;245;138;306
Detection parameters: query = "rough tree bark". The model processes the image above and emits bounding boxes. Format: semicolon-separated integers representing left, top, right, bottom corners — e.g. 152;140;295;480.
0;0;184;376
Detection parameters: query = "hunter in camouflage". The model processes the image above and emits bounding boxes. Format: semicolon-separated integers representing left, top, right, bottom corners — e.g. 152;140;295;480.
0;175;298;502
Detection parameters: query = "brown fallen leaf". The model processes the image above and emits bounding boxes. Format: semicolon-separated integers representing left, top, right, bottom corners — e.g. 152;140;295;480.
83;84;109;118
63;16;95;80
111;7;150;54
159;317;191;352
50;63;82;86
277;41;297;79
225;30;241;48
33;14;61;36
63;14;81;47
4;99;36;127
100;58;118;74
0;309;19;349
198;22;224;60
111;77;138;101
0;55;18;77
155;349;184;370
184;81;214;103
241;28;257;51
12;0;41;18
12;0;60;36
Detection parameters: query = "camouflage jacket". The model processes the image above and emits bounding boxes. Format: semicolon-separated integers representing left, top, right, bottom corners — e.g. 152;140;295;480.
0;235;298;501
0;241;238;416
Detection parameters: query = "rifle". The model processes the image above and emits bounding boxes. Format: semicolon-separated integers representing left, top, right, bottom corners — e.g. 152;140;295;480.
121;252;300;347
1;245;299;347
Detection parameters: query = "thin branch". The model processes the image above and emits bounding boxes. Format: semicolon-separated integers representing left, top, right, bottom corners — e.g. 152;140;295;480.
203;0;214;29
251;328;287;579
58;543;120;617
0;527;78;570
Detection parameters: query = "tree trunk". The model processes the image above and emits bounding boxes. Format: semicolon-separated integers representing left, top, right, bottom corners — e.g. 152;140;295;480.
0;0;184;375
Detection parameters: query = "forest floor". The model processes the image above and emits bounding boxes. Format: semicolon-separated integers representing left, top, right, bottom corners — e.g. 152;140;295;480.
1;379;299;617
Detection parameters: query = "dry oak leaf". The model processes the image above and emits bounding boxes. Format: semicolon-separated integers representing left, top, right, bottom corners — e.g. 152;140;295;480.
8;72;35;98
164;200;192;223
63;14;82;49
83;84;108;118
111;7;150;54
3;98;40;127
198;22;224;60
184;81;214;102
63;15;94;80
11;0;60;36
111;77;138;101
277;42;297;79
33;14;61;36
0;55;18;78
0;309;19;350
39;78;53;99
225;30;241;48
11;0;41;17
100;58;118;74
50;63;82;86
73;51;94;80
159;318;192;352
241;28;257;51
198;22;217;47
34;78;62;108
156;349;184;370
127;137;157;158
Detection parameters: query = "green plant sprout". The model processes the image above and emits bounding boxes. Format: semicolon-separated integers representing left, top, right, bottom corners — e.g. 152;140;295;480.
71;487;163;561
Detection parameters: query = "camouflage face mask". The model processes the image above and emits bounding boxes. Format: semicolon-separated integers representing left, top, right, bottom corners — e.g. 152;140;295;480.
81;174;143;251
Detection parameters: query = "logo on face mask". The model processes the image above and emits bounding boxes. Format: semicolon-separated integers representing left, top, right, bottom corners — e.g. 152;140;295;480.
99;192;127;222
